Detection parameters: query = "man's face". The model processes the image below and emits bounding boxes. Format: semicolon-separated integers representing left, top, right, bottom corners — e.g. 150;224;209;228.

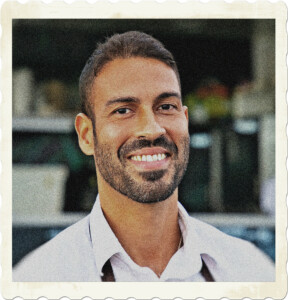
91;57;190;203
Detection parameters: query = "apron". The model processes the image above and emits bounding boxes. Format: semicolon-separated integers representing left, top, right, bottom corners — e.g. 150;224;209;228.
101;258;215;282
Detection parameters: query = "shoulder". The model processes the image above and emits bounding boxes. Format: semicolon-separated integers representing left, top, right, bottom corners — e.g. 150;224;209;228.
187;216;275;281
13;215;100;282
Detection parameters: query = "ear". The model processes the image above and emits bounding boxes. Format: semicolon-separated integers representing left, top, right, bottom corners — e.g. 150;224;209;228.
75;113;95;156
183;105;189;123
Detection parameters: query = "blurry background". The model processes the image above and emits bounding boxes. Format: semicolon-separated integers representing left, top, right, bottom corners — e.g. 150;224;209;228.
12;19;275;266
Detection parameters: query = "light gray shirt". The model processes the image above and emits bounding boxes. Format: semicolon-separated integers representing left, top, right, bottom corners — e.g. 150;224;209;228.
13;196;275;282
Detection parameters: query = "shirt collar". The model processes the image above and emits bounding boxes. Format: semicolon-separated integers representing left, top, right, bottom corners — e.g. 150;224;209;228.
160;202;205;280
89;195;125;276
179;202;229;273
89;196;219;279
178;202;220;259
161;202;225;280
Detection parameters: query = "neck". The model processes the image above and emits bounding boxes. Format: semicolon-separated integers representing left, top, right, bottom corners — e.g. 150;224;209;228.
97;175;181;277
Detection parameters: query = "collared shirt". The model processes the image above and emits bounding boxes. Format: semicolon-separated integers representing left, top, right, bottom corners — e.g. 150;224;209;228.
13;196;275;282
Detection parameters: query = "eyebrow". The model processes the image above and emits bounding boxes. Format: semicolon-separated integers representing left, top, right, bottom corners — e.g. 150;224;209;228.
154;92;182;103
105;91;182;108
105;97;139;107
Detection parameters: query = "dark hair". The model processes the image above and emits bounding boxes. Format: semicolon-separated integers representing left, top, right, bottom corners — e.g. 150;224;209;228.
79;31;180;119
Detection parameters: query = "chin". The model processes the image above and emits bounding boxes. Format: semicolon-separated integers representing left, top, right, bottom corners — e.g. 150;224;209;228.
125;181;177;204
138;169;167;181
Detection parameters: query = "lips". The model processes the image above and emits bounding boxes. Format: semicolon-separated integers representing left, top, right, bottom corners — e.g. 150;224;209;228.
130;153;167;162
127;146;170;159
126;147;171;171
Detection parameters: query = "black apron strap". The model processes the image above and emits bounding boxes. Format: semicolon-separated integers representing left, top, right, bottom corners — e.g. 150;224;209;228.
101;258;215;282
101;259;115;282
200;259;215;282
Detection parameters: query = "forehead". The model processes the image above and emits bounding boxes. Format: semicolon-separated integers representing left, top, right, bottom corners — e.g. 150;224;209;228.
91;57;180;103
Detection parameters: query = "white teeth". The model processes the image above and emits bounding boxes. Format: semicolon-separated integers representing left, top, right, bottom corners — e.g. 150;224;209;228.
131;153;167;162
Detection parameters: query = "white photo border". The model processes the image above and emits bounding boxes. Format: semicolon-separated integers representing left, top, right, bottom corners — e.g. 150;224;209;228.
1;1;287;299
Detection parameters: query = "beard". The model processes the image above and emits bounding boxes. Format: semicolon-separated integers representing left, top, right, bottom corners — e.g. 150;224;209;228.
94;134;190;204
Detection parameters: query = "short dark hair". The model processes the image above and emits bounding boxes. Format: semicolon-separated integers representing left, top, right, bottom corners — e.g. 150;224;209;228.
79;31;181;119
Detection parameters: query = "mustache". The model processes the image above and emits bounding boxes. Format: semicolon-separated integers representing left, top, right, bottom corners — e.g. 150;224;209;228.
118;136;178;159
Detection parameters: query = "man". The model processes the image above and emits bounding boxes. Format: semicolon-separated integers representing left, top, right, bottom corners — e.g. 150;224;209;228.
13;31;274;282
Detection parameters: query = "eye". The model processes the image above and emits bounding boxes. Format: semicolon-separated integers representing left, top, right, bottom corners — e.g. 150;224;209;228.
158;104;177;111
114;107;131;114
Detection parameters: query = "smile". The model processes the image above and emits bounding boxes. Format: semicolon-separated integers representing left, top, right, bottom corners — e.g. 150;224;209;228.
130;153;167;162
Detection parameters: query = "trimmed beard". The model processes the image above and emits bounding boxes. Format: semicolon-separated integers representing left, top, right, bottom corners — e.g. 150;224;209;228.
94;133;190;204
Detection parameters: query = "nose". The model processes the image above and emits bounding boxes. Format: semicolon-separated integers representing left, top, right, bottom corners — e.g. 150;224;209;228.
134;109;166;140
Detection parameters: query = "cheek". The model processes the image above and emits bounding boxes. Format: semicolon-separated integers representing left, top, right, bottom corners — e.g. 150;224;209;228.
96;123;130;150
165;118;189;140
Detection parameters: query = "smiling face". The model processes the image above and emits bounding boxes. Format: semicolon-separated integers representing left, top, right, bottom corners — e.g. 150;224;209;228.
78;57;190;203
